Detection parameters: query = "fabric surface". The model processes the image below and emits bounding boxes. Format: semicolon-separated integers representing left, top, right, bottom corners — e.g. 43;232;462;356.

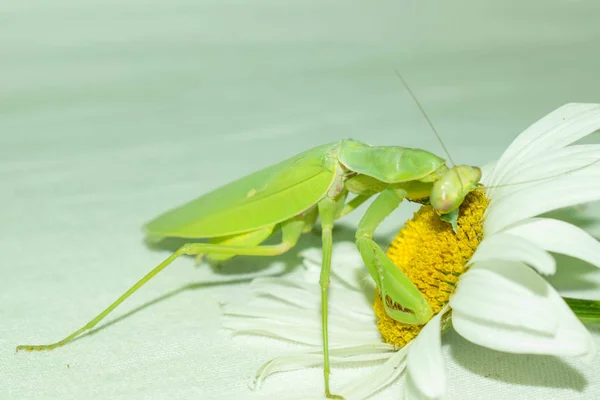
2;1;600;399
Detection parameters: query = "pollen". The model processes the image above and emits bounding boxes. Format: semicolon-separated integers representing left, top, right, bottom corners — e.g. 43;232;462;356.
374;189;488;347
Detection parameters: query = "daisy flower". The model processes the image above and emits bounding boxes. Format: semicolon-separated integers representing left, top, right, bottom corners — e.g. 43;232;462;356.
222;103;600;399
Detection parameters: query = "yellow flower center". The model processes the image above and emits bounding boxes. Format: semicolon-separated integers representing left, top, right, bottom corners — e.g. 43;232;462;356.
373;189;489;347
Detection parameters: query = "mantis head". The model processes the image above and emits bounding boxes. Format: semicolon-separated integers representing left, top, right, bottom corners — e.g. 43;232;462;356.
430;165;482;231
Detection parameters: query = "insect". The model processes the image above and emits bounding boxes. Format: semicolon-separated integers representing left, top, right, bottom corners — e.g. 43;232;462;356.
17;76;482;399
17;141;481;397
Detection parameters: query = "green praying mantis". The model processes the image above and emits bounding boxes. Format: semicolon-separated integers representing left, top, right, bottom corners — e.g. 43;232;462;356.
17;80;482;399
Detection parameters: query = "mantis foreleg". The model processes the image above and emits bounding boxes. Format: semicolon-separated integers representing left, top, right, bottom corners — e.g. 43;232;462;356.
355;188;432;325
16;217;306;352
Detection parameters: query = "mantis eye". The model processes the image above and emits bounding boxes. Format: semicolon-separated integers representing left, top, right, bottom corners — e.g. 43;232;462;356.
430;165;482;215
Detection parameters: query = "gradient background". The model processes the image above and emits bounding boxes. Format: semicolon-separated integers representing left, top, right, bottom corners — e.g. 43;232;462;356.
2;1;600;399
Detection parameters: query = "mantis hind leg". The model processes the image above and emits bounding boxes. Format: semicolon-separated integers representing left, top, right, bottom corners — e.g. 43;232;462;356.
205;225;276;264
16;217;306;352
355;188;432;325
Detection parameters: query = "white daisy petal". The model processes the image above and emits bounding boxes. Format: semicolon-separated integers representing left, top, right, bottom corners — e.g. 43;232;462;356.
300;241;372;292
339;345;410;400
243;280;375;327
250;278;318;309
223;314;379;347
299;245;378;320
249;277;373;322
452;261;596;359
222;303;366;333
469;232;556;275
503;217;600;269
405;309;447;400
223;304;317;321
225;263;383;348
487;103;600;189
252;344;396;390
222;316;323;346
489;145;600;203
450;261;558;334
484;165;600;234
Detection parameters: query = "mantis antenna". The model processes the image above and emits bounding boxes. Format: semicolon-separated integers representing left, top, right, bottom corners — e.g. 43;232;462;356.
395;71;599;194
394;69;456;167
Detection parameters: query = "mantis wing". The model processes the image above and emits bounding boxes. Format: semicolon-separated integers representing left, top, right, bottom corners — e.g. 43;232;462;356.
145;142;339;239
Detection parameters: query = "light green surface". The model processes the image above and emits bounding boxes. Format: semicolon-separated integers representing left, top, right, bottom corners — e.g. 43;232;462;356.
2;1;600;399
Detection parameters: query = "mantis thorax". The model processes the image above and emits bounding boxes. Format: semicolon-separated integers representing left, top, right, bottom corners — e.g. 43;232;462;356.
337;139;447;184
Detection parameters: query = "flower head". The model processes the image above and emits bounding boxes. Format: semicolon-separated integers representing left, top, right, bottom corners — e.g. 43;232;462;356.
375;189;487;348
223;103;600;399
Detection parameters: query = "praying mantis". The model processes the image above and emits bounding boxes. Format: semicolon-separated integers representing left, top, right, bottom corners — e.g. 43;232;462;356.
16;74;482;399
17;139;481;398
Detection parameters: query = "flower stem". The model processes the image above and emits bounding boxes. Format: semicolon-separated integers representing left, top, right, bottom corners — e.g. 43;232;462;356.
563;297;600;323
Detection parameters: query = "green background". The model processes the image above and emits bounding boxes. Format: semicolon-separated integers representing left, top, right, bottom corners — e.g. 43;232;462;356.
2;1;600;399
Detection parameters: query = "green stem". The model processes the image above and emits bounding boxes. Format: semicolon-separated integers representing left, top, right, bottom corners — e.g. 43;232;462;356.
563;297;600;323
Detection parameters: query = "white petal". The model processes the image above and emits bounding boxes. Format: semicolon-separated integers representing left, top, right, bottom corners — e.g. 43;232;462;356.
250;278;318;310
222;314;379;347
470;232;556;275
299;244;376;320
300;241;371;291
223;303;317;321
250;276;375;323
484;165;600;234
488;145;600;203
222;316;322;346
339;345;410;400
452;261;596;360
224;277;381;347
250;277;372;321
405;310;447;400
503;217;600;269
221;303;366;332
252;344;396;390
486;103;600;190
450;262;557;334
